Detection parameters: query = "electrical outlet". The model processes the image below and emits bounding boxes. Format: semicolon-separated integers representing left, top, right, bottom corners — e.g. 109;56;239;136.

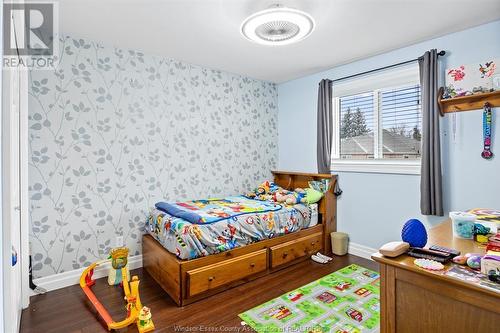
116;236;123;247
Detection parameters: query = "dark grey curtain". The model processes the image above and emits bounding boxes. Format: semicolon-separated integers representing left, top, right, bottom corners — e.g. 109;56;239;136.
419;49;443;216
317;79;333;173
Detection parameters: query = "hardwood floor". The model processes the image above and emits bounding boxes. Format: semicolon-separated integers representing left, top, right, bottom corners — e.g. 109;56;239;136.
20;254;377;333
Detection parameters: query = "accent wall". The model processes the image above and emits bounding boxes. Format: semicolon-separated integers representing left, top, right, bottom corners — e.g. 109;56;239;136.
29;35;278;278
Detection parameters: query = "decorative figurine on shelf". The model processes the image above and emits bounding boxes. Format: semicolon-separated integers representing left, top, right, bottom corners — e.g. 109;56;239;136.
401;219;428;248
138;306;155;333
108;247;131;286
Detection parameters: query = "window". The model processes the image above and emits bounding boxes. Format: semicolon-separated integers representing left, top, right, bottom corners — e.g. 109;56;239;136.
331;65;421;174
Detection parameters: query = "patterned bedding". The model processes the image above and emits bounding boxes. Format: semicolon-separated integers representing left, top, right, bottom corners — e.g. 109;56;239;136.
155;196;283;224
145;201;315;260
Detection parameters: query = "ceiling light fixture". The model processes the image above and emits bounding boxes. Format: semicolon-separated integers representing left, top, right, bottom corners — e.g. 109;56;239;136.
240;5;315;46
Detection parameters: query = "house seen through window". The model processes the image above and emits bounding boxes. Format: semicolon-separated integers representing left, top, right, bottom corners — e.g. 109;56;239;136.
337;85;422;160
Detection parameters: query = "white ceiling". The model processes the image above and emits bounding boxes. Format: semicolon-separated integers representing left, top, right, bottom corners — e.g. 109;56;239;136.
59;0;500;83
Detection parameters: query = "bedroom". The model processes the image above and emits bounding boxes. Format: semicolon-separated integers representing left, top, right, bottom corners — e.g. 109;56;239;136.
1;0;500;332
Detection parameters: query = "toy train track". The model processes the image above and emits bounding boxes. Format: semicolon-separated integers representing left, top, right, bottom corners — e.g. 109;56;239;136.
79;248;155;332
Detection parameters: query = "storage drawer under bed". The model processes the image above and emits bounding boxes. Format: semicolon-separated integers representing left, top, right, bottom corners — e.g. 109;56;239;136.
186;249;268;297
270;232;323;268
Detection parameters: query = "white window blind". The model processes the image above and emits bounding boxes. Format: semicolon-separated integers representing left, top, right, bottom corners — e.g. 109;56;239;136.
331;64;422;174
380;85;422;159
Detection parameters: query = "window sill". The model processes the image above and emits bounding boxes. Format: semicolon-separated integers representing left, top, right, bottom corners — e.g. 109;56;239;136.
331;160;421;175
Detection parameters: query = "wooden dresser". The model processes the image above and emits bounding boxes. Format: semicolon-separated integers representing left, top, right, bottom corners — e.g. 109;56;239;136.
372;220;500;333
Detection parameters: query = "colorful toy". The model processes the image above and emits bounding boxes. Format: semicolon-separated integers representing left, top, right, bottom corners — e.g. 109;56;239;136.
80;248;154;332
474;223;491;236
138;306;155;332
466;255;482;270
245;181;278;201
291;188;307;204
414;258;444;271
299;187;323;204
481;102;493;159
401;219;427;248
449;212;476;239
108;247;131;286
467;208;500;223
273;189;298;205
474;223;492;244
487;268;500;283
487;234;500;252
246;180;324;206
274;187;323;205
452;255;467;265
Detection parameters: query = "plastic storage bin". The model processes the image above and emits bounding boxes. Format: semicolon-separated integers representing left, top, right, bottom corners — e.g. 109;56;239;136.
449;211;476;239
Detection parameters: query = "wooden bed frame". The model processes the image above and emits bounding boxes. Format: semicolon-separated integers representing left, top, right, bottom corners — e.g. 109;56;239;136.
142;171;337;306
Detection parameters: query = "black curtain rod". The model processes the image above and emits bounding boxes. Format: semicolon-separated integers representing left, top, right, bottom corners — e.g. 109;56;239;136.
330;50;446;83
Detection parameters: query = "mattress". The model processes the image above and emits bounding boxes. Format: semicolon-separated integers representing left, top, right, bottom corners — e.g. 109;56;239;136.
145;201;317;260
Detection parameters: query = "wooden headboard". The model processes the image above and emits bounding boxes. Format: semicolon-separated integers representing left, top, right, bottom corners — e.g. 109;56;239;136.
272;171;337;254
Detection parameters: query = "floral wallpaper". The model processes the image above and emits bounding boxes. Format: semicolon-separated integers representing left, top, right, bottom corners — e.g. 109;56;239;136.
29;35;278;278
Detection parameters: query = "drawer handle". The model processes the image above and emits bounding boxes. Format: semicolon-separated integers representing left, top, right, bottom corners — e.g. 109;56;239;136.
250;262;255;268
282;252;288;258
311;241;316;246
208;276;215;282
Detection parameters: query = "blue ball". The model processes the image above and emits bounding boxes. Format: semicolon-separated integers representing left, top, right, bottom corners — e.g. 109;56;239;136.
401;219;427;248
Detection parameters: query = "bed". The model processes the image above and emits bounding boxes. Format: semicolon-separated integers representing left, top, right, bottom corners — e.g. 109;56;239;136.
146;197;318;260
142;171;337;306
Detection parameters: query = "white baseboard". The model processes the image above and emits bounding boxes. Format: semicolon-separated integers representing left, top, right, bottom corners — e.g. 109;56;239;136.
31;243;375;293
32;255;143;293
348;242;377;260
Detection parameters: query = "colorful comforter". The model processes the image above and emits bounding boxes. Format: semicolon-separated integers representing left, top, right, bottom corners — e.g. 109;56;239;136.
146;200;315;260
155;196;282;224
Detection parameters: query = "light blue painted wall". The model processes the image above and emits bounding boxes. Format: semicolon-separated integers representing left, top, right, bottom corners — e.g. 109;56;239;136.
278;20;500;249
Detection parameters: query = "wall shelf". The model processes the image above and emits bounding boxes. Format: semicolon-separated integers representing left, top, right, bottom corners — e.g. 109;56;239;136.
437;89;500;114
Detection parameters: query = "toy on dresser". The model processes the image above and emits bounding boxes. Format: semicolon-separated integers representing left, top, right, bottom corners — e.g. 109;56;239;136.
378;218;427;259
401;219;428;248
450;234;500;274
482;234;500;280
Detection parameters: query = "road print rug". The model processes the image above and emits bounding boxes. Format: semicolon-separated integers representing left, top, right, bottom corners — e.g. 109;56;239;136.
239;264;380;333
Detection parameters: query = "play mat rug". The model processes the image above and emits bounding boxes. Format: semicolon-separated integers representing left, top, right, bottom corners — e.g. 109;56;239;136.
239;264;380;333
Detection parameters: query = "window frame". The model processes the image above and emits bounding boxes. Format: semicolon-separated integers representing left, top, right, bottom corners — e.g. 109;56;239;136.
331;65;421;175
